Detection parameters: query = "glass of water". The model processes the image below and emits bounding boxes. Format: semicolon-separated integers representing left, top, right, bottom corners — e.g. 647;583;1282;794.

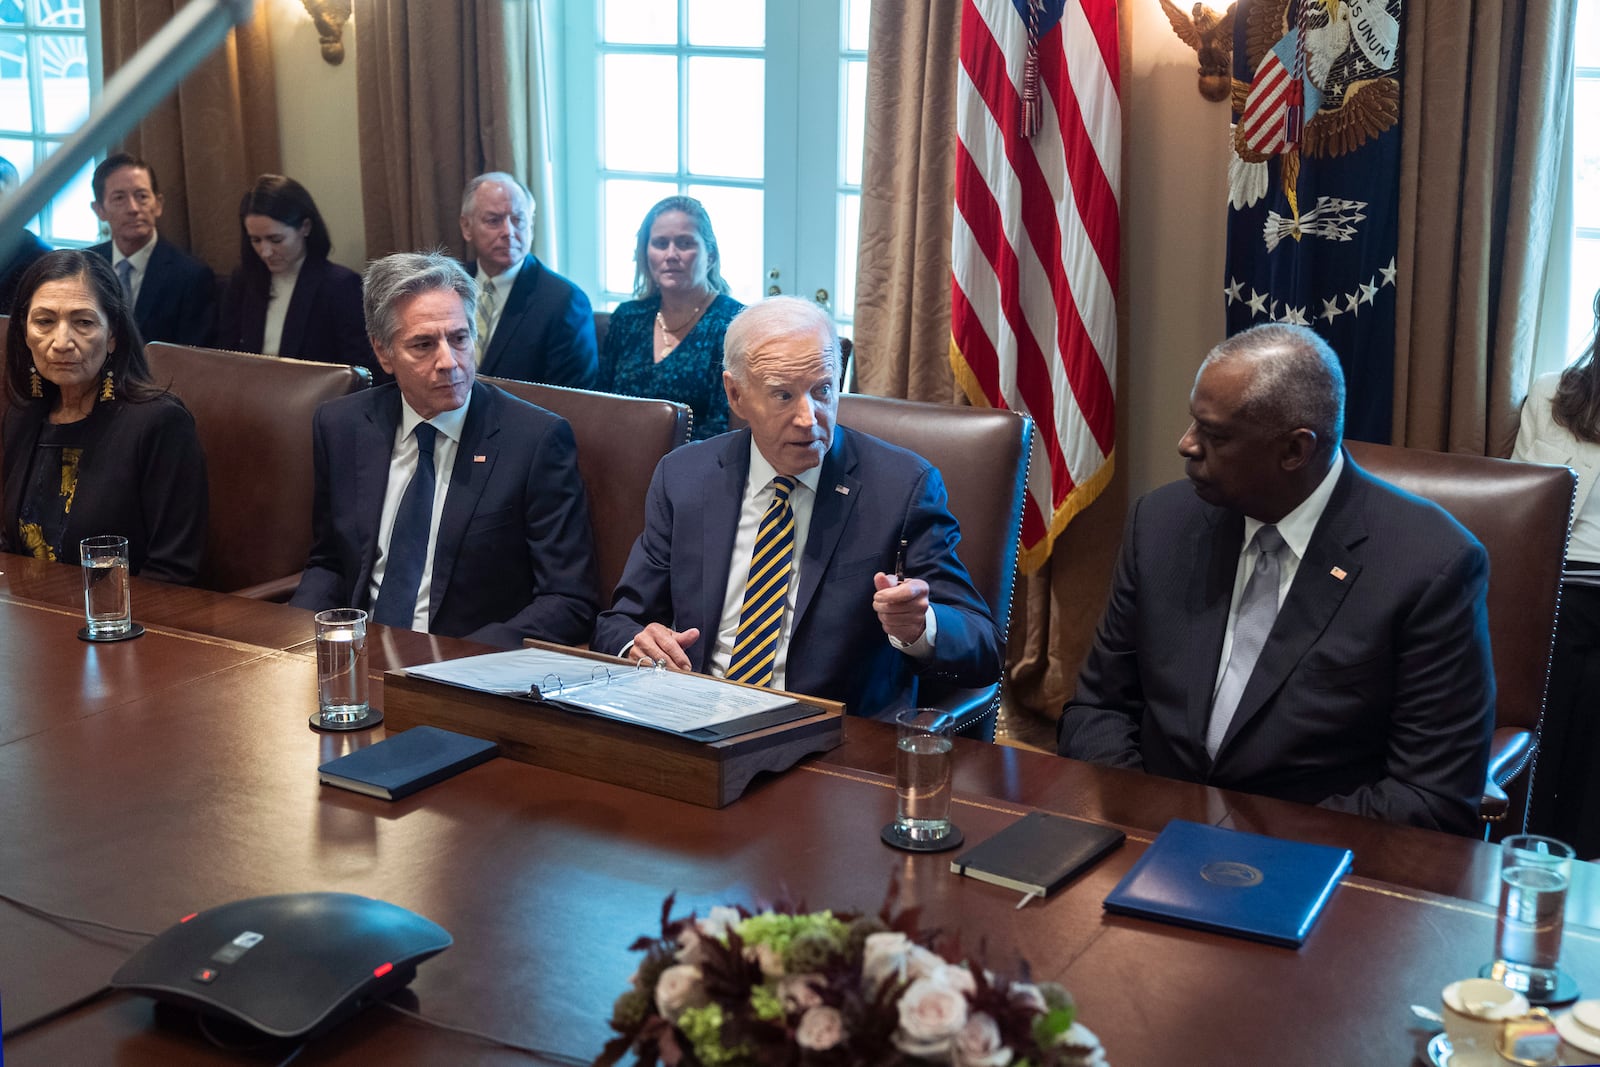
1489;834;1574;1002
886;708;958;849
79;535;132;638
314;608;370;726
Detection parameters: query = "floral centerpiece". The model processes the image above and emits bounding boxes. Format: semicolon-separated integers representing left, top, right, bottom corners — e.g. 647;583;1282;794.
598;894;1108;1067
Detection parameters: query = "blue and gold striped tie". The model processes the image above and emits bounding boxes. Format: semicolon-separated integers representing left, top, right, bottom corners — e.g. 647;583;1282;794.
726;476;798;687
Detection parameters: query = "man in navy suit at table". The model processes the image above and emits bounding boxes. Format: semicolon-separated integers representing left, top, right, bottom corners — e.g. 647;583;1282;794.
1058;323;1494;833
87;153;215;346
289;251;598;649
459;172;597;389
593;296;1000;719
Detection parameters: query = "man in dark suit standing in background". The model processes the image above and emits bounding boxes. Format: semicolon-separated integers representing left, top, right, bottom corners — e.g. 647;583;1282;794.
289;250;598;649
459;172;597;389
1058;324;1494;834
87;153;215;345
594;296;1000;719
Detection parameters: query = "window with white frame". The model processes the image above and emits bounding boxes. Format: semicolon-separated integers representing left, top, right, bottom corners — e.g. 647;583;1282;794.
1571;0;1600;355
561;0;869;333
0;0;100;244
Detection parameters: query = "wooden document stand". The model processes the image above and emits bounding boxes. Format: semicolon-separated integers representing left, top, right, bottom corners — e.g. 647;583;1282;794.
382;652;845;808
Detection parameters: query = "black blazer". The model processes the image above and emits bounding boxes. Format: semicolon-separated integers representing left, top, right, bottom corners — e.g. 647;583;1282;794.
0;228;50;315
88;237;216;346
216;256;377;374
467;254;598;389
288;380;599;648
2;393;209;585
1058;454;1495;834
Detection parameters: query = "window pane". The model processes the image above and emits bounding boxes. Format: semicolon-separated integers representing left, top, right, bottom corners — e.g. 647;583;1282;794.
43;148;96;242
836;191;859;322
0;33;32;133
38;33;87;134
686;56;761;178
602;0;677;45
33;0;84;28
1576;79;1600;232
604;178;677;296
0;0;20;26
687;0;762;47
0;134;32;176
603;54;678;173
846;0;870;51
1577;0;1600;69
842;59;866;186
686;182;761;304
1569;238;1600;361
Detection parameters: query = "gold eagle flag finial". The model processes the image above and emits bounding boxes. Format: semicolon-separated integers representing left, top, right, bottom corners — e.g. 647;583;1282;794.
1158;0;1237;102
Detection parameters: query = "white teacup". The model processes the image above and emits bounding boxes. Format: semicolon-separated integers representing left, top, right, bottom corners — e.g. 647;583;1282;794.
1556;999;1600;1065
1443;978;1531;1067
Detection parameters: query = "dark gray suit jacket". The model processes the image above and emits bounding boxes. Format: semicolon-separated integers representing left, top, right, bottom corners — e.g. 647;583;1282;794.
289;380;598;648
468;254;597;389
1058;454;1495;834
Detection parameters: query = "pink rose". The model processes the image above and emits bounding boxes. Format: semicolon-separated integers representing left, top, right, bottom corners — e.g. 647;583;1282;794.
654;964;707;1022
895;973;971;1058
796;1005;847;1051
952;1012;1013;1067
779;974;824;1013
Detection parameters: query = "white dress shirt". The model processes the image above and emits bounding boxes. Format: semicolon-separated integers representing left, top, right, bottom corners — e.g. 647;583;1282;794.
1211;450;1344;701
367;394;473;630
110;232;159;306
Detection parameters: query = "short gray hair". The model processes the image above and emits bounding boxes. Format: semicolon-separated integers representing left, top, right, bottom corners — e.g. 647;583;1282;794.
460;171;533;219
1202;323;1345;450
363;251;478;350
723;296;840;382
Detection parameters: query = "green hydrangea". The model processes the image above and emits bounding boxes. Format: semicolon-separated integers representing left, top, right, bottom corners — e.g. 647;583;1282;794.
678;1003;752;1067
749;983;784;1021
736;911;849;961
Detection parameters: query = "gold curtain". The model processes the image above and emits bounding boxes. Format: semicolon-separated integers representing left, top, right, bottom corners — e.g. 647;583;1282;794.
1393;0;1576;456
98;1;280;273
854;2;1133;740
354;0;515;261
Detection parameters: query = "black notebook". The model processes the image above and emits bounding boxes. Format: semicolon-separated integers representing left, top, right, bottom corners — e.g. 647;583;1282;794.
951;812;1126;897
1102;820;1352;947
318;726;498;800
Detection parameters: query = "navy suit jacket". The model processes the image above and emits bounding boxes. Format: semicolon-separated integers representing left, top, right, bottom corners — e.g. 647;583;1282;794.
0;228;50;314
88;236;215;346
468;254;598;389
1058;454;1495;834
216;256;379;375
593;426;1001;719
288;380;599;648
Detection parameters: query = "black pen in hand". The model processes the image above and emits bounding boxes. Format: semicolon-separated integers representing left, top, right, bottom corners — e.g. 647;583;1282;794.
895;537;907;582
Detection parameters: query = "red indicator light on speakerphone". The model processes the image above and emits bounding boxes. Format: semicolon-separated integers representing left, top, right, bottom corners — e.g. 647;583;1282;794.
180;912;198;923
373;962;394;978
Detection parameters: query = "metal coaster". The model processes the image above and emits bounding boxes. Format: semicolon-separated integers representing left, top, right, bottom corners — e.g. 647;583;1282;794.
308;708;384;732
1478;962;1581;1007
881;822;964;853
78;622;145;643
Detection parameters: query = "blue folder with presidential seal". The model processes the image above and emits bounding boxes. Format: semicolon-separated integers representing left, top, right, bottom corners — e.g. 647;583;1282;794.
1102;819;1352;948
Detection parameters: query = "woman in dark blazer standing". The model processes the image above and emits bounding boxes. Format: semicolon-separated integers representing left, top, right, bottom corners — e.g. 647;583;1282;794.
216;174;378;375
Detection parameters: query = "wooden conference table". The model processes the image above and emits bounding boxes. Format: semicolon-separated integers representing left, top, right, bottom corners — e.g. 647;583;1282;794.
1;556;1596;1065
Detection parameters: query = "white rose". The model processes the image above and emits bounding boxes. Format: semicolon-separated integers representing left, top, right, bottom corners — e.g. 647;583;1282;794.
796;1005;847;1051
1054;1021;1108;1067
929;962;977;996
744;941;785;977
862;931;912;992
675;924;706;964
1009;982;1046;1014
895;973;971;1058
654;964;707;1022
952;1012;1013;1067
906;944;949;983
699;905;742;941
778;974;824;1014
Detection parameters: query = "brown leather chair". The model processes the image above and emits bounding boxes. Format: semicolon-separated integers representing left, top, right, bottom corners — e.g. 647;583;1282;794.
836;394;1034;740
484;377;690;607
144;343;371;596
1346;441;1576;837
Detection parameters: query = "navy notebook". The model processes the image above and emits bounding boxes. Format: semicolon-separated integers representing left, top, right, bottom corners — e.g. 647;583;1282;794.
1102;820;1352;947
318;726;498;800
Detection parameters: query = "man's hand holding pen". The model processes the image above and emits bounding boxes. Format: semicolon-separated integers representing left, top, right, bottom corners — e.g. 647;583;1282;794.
873;571;931;645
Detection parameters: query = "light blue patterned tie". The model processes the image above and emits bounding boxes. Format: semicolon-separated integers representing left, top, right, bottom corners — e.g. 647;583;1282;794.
115;258;134;301
1206;525;1286;759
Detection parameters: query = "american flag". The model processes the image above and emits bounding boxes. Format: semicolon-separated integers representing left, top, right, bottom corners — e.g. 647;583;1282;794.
951;0;1121;572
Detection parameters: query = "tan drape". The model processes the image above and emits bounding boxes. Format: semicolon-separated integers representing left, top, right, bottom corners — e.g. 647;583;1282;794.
854;2;1133;740
503;0;560;266
354;1;515;261
98;1;280;273
1394;0;1575;457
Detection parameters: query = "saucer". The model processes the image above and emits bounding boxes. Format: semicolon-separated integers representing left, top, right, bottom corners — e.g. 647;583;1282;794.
1556;1010;1600;1060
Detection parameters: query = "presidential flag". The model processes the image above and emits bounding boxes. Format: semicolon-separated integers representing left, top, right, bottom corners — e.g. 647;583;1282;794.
951;0;1121;573
1224;0;1403;442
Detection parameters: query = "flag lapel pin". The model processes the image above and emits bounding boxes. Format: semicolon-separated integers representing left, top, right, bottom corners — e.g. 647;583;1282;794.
1330;566;1347;581
474;454;487;463
834;484;850;495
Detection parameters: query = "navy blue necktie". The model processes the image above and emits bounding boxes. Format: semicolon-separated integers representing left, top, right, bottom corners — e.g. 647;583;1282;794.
373;423;438;628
